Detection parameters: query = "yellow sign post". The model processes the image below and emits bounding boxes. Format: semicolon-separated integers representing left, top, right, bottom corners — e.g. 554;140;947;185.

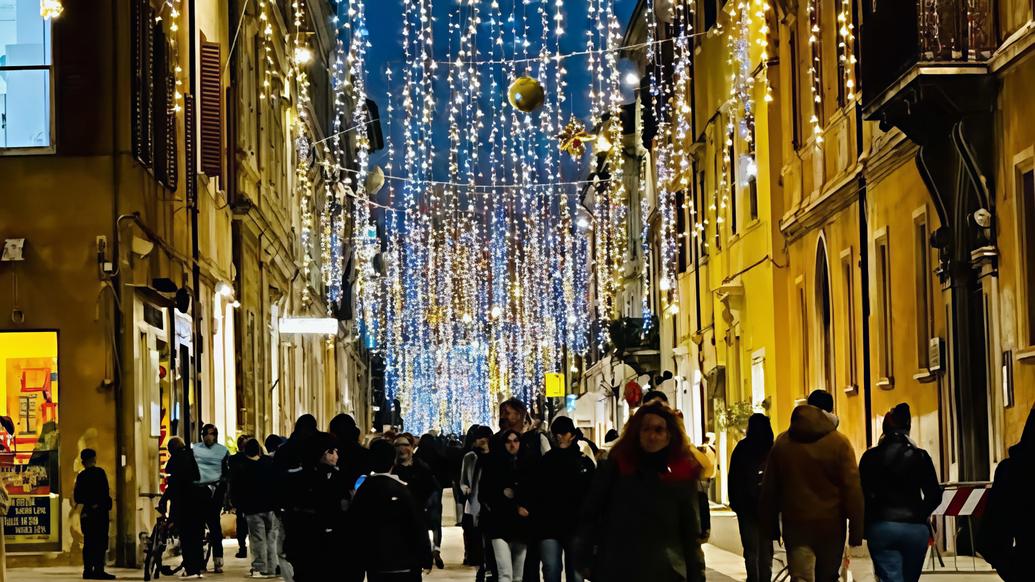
545;372;565;398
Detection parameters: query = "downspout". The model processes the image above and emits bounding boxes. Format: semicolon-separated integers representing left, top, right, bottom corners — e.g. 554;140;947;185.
853;0;873;449
110;0;128;565
187;0;200;444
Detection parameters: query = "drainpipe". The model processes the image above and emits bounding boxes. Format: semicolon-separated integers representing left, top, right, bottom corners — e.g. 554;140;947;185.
187;0;200;444
853;43;873;447
110;0;128;565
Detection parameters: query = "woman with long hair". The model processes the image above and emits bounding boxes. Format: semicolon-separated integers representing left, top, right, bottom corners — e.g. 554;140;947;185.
576;404;706;582
480;429;531;582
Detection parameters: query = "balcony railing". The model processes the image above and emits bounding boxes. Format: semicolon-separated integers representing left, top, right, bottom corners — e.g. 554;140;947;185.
862;0;996;110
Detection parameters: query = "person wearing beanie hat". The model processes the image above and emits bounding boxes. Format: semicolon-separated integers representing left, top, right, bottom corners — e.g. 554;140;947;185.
529;415;596;582
859;403;941;582
74;448;114;580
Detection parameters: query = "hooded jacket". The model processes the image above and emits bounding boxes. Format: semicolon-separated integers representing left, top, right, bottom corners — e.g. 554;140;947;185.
529;444;595;541
978;409;1035;582
859;430;941;525
759;405;865;545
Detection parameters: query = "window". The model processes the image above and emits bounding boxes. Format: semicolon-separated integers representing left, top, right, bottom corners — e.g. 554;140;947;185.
704;0;718;31
747;125;759;222
131;0;177;188
676;188;688;273
789;28;802;147
1019;166;1035;347
696;170;708;261
913;209;933;368
816;240;834;391
797;276;809;395
729;144;738;235
876;232;894;383
840;248;856;389
0;2;53;149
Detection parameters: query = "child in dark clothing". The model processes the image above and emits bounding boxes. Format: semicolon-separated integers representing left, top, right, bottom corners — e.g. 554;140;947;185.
74;448;115;580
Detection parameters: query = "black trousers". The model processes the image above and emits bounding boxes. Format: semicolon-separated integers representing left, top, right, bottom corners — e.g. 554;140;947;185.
524;539;541;582
736;513;773;582
81;508;109;573
236;512;248;550
176;509;206;576
202;485;225;559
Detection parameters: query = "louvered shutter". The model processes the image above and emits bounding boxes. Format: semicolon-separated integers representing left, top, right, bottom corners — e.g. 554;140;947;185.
199;41;223;184
132;0;154;167
152;26;177;189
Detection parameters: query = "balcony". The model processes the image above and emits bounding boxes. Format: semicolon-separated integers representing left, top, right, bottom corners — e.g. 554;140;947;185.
862;0;996;115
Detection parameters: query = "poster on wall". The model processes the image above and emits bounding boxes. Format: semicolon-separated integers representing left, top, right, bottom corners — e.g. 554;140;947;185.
0;330;61;552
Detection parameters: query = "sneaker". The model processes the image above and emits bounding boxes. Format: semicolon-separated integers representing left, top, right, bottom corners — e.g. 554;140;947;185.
213;558;224;574
249;571;265;578
236;548;248;559
433;549;444;569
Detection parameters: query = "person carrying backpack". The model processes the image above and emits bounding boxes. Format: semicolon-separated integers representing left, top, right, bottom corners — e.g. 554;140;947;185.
728;414;775;582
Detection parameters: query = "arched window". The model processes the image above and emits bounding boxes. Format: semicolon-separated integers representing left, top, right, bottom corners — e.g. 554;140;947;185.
816;239;835;392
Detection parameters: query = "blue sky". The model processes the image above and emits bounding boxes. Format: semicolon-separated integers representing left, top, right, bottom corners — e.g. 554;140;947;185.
350;0;640;186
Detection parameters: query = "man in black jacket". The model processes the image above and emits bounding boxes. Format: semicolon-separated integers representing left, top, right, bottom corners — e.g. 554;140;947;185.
228;434;252;559
74;449;114;580
161;437;205;577
531;416;595;582
349;438;432;582
236;438;280;577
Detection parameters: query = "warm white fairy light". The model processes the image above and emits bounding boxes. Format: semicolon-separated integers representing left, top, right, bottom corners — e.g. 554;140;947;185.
806;0;824;142
838;0;857;102
40;0;61;19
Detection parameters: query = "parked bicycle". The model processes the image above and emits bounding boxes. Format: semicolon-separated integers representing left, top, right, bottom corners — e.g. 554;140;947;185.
141;493;211;580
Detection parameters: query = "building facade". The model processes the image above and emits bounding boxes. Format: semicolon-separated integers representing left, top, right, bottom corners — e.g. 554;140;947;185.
0;0;368;566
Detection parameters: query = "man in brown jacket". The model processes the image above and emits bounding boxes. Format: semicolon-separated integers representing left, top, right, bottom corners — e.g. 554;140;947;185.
760;390;864;582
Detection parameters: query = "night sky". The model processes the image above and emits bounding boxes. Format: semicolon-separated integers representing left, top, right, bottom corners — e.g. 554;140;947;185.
350;0;641;193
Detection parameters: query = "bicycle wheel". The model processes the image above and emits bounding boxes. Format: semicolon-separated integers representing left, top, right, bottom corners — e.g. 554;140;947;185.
143;521;166;581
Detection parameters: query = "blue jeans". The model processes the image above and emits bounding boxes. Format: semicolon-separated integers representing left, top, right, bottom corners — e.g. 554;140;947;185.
245;511;279;575
540;538;582;582
866;521;929;582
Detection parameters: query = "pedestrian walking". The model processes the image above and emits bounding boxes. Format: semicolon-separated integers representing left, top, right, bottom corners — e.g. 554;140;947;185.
859;403;941;582
235;438;280;578
329;413;372;491
73;448;114;580
415;433;450;568
192;424;230;573
160;437;205;578
978;405;1035;582
481;429;532;582
760;390;864;582
728;414;775;582
461;425;494;579
393;433;442;567
575;403;705;582
348;438;432;582
495;398;550;582
530;416;595;582
273;414;319;582
286;432;347;582
229;433;252;559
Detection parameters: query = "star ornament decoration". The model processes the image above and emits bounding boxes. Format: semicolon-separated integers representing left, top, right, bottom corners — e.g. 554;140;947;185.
558;117;593;158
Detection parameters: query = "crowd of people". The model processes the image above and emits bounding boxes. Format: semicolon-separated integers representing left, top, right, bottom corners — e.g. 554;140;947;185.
69;389;1035;582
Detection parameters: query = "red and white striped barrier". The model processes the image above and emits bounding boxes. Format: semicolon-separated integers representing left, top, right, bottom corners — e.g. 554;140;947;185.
932;484;991;517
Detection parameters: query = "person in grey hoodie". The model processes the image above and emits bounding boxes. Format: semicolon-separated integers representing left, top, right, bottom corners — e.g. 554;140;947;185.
760;390;864;582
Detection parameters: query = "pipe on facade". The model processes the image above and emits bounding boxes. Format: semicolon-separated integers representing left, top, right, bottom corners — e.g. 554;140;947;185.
188;0;201;445
109;0;128;564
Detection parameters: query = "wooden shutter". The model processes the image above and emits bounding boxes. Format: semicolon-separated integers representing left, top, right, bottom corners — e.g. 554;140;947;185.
199;41;223;184
153;26;177;190
132;0;154;166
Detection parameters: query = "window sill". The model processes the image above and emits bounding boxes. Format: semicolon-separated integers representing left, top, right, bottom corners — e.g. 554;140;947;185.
876;377;895;390
912;369;939;383
843;384;859;396
1017;347;1035;363
0;145;56;157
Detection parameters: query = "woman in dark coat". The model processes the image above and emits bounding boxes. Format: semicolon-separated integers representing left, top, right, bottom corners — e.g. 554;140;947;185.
859;404;941;582
978;405;1035;582
286;432;348;582
727;413;775;582
576;404;705;582
479;429;531;582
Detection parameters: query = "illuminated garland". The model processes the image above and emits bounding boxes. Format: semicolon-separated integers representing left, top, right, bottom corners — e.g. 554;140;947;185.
806;0;823;142
838;0;857;102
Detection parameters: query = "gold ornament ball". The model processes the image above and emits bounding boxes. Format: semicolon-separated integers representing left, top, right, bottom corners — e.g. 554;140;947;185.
508;76;545;113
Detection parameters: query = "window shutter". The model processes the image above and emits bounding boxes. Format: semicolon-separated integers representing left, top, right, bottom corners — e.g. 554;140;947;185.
152;26;177;190
132;0;155;167
199;41;223;184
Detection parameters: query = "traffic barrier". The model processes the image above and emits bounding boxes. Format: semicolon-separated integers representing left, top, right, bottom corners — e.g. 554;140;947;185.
925;482;995;574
